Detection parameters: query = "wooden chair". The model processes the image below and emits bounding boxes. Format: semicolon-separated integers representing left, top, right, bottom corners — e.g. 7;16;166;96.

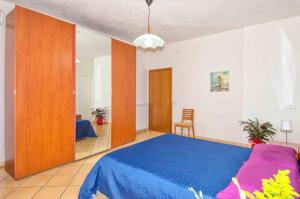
174;109;195;138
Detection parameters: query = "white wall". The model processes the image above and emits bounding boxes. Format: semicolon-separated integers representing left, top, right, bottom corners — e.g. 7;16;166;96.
137;29;245;143
76;56;94;121
94;55;112;121
0;2;14;164
136;53;149;130
243;17;300;143
137;16;300;144
76;54;112;121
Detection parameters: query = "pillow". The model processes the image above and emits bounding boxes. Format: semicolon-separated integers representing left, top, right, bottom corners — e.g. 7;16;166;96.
251;144;296;157
250;144;297;169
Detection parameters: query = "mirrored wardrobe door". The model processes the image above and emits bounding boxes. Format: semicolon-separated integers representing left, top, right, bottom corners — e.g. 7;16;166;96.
75;26;112;160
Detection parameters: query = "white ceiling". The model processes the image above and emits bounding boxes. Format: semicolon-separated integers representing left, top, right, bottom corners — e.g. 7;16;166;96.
76;26;111;59
4;0;300;43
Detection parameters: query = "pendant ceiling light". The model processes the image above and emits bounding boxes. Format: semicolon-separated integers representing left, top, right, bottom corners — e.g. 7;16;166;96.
133;0;165;49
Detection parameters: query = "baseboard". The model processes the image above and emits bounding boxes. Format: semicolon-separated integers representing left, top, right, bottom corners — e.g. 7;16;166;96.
136;128;148;134
195;135;250;148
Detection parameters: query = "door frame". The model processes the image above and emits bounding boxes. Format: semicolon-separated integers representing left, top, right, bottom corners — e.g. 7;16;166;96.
148;67;172;132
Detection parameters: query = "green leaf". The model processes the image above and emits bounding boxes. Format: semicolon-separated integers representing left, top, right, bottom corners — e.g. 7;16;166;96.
239;118;277;143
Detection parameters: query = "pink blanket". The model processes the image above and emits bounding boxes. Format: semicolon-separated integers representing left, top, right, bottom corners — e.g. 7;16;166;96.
217;144;300;199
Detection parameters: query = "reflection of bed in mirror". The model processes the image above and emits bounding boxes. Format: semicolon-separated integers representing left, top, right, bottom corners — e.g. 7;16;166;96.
76;120;97;140
75;26;112;160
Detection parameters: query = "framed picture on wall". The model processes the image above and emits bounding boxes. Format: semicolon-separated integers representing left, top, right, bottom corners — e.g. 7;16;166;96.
210;71;230;92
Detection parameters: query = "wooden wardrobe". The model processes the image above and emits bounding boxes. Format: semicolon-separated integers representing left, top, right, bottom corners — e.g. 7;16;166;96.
111;39;136;148
5;6;75;179
5;6;136;179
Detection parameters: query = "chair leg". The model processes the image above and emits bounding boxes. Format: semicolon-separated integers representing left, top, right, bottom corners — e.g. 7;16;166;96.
174;125;176;135
188;127;190;137
181;127;183;136
192;126;195;138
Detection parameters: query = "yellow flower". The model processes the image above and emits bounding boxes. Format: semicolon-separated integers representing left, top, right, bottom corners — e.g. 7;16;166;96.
233;170;299;199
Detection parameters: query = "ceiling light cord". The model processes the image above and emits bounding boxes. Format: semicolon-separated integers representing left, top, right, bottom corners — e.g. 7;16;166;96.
147;5;151;33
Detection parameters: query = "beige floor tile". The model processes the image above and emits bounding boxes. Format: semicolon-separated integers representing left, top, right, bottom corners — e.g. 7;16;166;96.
90;148;108;154
68;160;85;167
84;155;102;165
20;174;52;187
0;187;15;199
75;156;85;161
60;186;80;199
32;186;66;199
77;164;94;175
38;167;60;176
75;152;90;160
76;146;93;153
0;176;26;188
45;175;74;187
0;176;6;183
5;187;40;199
0;169;8;177
56;165;81;175
69;174;87;186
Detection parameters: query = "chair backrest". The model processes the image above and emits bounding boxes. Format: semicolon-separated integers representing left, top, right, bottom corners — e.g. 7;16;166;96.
182;109;194;123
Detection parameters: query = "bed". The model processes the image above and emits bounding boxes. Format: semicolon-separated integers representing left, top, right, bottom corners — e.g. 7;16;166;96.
79;134;251;199
76;120;97;140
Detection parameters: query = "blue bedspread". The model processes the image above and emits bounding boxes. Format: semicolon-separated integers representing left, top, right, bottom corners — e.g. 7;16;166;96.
79;134;251;199
76;120;97;140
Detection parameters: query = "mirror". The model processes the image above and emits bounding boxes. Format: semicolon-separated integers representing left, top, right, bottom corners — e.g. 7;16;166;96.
75;26;111;160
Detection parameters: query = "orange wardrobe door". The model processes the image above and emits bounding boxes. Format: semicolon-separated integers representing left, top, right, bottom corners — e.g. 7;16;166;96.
111;39;136;148
5;6;75;179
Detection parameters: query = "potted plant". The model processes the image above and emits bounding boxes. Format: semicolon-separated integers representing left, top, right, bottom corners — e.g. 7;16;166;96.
239;118;276;148
92;108;107;125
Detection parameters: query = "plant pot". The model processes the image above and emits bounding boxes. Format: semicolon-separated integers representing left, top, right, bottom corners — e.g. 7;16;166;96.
250;139;265;148
96;117;104;125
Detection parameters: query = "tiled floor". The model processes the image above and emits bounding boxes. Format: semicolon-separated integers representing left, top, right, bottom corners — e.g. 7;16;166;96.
75;123;111;160
0;131;164;199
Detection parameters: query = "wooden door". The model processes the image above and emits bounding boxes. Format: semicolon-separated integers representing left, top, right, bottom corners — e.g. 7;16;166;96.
149;68;172;132
7;6;75;178
111;39;136;148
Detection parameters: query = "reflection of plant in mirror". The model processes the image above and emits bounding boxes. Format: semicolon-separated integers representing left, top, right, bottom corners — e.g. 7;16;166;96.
92;107;107;119
233;170;299;199
92;107;108;125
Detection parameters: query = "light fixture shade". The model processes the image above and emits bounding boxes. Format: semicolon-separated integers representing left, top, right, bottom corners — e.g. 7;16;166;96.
281;120;293;132
133;33;165;49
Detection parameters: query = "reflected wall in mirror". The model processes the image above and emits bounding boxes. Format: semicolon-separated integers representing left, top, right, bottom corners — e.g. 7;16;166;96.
76;26;111;160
